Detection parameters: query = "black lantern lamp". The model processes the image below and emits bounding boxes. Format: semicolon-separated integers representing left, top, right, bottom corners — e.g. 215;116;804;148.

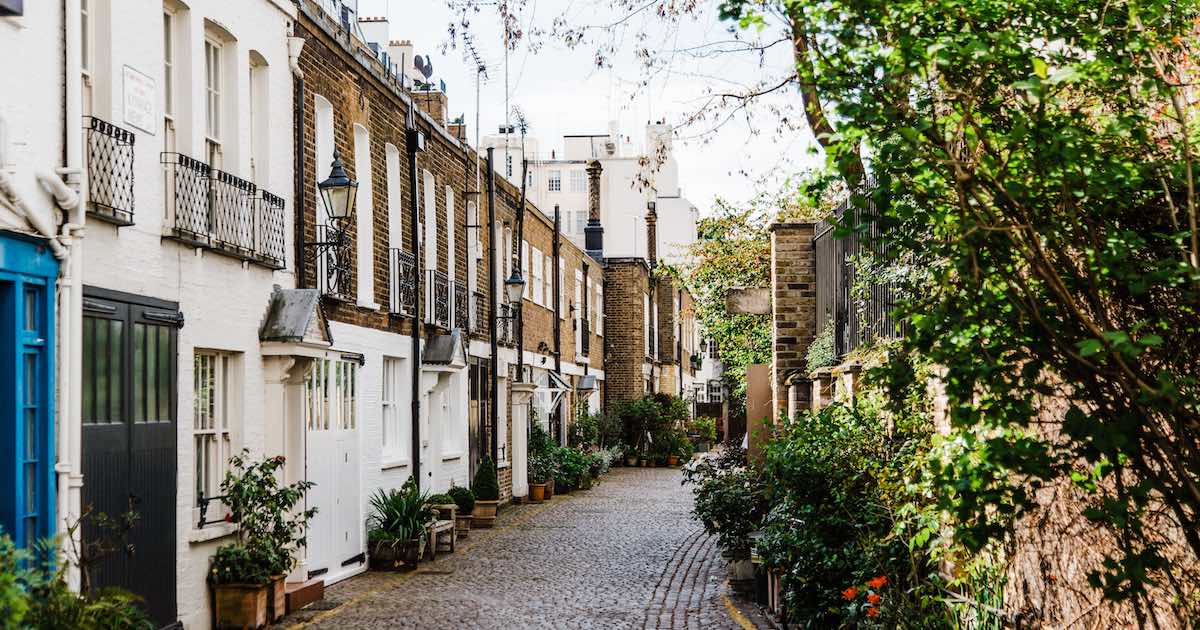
308;151;358;251
503;270;526;306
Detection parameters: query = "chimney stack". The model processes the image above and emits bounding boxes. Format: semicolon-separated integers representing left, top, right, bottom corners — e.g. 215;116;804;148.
585;160;604;259
645;200;657;268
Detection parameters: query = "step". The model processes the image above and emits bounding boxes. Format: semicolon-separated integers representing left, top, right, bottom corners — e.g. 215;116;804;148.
285;579;325;612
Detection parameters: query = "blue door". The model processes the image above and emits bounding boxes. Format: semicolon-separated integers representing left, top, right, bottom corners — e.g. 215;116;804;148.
0;232;59;549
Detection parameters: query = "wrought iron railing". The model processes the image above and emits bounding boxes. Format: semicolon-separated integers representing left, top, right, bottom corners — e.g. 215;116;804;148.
388;248;416;315
426;269;450;328
86;117;136;225
316;224;353;300
161;152;287;269
452;280;469;331
471;290;488;336
497;303;514;345
580;319;590;356
813;178;905;358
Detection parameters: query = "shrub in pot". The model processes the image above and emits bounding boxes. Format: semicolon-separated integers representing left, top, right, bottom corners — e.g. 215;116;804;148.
367;477;434;570
211;453;316;627
527;453;553;502
426;492;457;521
554;447;589;492
448;485;475;536
471;455;501;527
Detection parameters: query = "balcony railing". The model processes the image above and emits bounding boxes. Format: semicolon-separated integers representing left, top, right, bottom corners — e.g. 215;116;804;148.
471;290;488;337
388;249;416;315
452;280;469;331
161;152;286;269
497;303;514;345
579;319;590;357
86;117;136;225
426;269;450;328
315;224;353;300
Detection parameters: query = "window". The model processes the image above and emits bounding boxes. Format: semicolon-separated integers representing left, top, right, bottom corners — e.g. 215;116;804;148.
574;270;583;352
193;351;236;513
596;284;604;336
354;124;375;307
548;170;561;192
505;153;513;178
304;358;357;432
248;53;268;182
204;39;222;167
81;0;92;76
382;357;407;463
643;293;650;356
423;170;436;272
569;170;586;193
531;248;544;305
574;210;586;234
163;12;173;122
385;144;402;249
559;258;566;320
445;186;455;276
545;255;554;311
521;241;529;299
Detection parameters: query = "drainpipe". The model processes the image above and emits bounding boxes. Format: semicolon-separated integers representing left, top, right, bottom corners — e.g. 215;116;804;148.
407;110;423;484
289;36;306;288
515;159;527;382
486;149;498;465
61;0;86;593
552;205;561;438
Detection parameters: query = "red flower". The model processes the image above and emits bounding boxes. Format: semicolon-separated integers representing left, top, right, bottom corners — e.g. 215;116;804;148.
867;575;888;590
866;606;880;618
867;593;881;605
842;587;859;600
223;513;232;523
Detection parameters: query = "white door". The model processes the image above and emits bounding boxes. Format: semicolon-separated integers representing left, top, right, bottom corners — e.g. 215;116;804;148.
304;358;363;583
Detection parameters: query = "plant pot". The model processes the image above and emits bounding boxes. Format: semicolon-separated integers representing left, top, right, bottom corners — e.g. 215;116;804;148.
473;499;499;528
530;483;547;502
667;455;679;467
545;478;555;499
624;455;638;466
213;583;268;629
267;575;286;622
369;538;425;570
455;513;473;537
431;503;457;521
728;548;756;595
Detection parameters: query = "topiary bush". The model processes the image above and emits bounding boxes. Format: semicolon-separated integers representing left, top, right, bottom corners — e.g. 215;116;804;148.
447;485;475;515
472;455;500;501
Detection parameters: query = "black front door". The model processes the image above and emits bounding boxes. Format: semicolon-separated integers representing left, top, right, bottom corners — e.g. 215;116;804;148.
81;287;180;626
468;358;490;480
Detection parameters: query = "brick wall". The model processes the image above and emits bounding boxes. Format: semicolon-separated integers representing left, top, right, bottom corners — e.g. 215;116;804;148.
769;222;818;414
603;259;651;410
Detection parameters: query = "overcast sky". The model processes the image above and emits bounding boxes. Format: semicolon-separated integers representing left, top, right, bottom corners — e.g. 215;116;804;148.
356;0;823;215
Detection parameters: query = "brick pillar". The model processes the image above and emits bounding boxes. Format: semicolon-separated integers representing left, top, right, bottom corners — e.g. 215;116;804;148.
646;201;657;267
769;222;817;417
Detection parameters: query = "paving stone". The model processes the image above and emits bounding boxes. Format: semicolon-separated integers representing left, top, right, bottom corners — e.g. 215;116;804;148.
277;468;751;629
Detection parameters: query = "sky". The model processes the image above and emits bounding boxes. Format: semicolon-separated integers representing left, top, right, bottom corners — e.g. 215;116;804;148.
355;0;824;215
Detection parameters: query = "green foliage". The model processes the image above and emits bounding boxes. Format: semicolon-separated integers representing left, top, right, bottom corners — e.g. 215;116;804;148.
805;321;836;373
447;485;475;515
0;535;29;627
214;452;316;581
688;417;718;443
527;452;555;484
568;412;600;448
367;477;434;546
426;493;455;506
616;394;689;455
683;444;765;552
552;447;590;491
472;455;500;501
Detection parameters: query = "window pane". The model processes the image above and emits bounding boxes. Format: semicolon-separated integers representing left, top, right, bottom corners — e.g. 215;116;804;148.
141;324;155;422
157;326;170;421
110;320;124;422
24;288;37;333
25;463;37;513
24;353;36;404
95;320;109;422
25;408;37;460
134;324;146;422
195;435;206;497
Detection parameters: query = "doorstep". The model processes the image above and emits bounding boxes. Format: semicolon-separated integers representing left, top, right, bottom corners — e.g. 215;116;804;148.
285;579;325;613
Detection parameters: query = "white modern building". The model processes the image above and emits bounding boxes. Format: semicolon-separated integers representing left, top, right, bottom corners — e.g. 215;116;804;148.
481;121;700;266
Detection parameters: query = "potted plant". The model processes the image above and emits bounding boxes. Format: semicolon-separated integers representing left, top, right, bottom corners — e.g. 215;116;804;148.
471;455;500;528
210;453;316;628
528;453;551;502
367;477;434;570
426;493;458;521
448;485;474;537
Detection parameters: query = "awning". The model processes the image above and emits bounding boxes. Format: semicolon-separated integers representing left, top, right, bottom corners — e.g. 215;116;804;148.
423;329;467;369
258;285;333;355
576;375;597;391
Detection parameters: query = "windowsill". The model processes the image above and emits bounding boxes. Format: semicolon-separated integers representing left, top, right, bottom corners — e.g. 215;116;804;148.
380;458;410;471
441;451;464;461
498;460;510;469
188;522;238;544
358;300;382;311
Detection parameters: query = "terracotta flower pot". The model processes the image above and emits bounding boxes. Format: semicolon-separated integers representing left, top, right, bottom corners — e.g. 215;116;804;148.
214;583;268;629
667;455;680;467
625;455;638;466
455;513;473;537
473;499;499;528
530;483;547;502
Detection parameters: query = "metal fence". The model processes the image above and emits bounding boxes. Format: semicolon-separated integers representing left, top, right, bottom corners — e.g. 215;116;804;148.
426;269;450;328
86;117;136;225
388;249;416;315
452;280;469;331
813;182;906;358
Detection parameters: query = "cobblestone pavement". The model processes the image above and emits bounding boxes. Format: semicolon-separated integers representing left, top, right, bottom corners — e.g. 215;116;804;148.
279;467;759;630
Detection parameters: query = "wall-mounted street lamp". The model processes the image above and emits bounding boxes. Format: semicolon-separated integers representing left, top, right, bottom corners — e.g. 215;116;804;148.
502;270;526;307
307;151;358;251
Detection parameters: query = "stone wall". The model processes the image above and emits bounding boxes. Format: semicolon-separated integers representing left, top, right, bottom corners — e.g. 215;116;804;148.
769;222;817;414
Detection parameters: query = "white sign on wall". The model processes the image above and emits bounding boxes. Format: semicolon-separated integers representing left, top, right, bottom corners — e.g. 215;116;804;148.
122;65;156;135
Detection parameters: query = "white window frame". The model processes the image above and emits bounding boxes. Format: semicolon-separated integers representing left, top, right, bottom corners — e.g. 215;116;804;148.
569;170;586;193
163;11;174;122
574;270;583;354
354;124;376;307
194;351;237;525
521;241;530;299
559;258;566;320
204;37;223;167
381;357;408;467
596;284;604;336
548;170;561;192
544;255;553;311
81;0;93;78
531;248;544;306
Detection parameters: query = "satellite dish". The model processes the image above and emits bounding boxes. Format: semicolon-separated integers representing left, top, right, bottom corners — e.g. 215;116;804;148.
414;55;434;80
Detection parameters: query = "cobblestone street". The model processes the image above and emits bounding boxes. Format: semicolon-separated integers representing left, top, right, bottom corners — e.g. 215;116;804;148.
279;468;758;630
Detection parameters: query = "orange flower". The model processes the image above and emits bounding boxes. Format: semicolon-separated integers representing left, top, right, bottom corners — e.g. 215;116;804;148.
867;593;881;605
866;606;880;618
842;587;859;600
867;575;888;589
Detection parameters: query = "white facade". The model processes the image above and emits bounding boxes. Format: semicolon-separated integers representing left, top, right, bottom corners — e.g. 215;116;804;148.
481;121;700;265
75;0;297;626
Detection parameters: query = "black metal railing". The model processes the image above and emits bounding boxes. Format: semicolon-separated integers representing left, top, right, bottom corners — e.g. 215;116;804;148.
497;303;514;345
426;269;450;328
647;326;656;361
580;319;590;356
86;117;136;225
389;249;416;315
813;179;905;358
197;492;230;528
471;290;488;336
452;280;469;331
161;152;287;269
316;224;353;300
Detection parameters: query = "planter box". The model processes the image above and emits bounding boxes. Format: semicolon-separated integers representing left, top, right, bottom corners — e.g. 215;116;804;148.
625;455;639;466
213;583;268;629
368;539;424;571
267;575;286;622
530;483;547;502
455;513;473;537
473;499;499;528
667;456;680;467
545;478;555;499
